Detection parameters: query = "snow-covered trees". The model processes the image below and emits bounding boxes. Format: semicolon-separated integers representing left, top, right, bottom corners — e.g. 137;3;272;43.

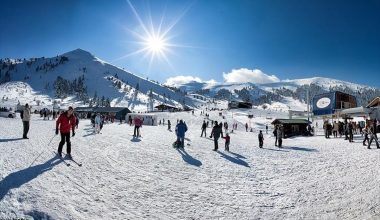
53;75;88;102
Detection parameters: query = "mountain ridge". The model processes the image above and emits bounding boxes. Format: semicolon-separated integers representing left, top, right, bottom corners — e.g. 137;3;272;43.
0;49;379;111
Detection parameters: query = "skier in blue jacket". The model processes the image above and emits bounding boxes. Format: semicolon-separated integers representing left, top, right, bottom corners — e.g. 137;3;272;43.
175;120;188;148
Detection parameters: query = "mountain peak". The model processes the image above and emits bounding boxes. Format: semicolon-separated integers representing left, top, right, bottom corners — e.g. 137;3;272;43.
62;48;95;60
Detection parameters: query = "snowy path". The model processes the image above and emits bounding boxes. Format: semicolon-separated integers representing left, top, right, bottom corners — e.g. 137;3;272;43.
1;112;380;219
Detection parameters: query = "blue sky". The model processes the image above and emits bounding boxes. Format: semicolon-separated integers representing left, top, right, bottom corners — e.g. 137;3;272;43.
0;0;379;87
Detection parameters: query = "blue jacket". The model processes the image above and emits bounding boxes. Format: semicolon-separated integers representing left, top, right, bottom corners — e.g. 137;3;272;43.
176;122;188;138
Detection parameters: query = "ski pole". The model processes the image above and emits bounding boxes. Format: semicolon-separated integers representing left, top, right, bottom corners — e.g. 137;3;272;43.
28;134;56;167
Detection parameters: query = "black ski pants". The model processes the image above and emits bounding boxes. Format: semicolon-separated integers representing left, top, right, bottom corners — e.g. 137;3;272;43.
363;134;369;145
58;132;71;154
259;139;263;148
134;126;140;137
201;128;206;137
214;137;219;150
22;121;30;138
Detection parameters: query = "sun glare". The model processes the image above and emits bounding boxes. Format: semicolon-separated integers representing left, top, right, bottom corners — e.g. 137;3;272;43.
113;0;194;71
146;36;166;53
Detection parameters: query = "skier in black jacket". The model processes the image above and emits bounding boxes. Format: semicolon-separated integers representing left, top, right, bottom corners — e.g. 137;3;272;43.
201;120;207;137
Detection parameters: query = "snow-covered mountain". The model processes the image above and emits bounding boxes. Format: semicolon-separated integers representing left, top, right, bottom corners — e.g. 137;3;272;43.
171;76;380;111
1;49;378;112
0;49;204;111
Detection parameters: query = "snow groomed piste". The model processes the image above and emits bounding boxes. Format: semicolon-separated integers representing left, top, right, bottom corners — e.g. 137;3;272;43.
2;105;380;219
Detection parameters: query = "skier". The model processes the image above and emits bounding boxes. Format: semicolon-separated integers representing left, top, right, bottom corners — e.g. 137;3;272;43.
258;130;264;148
55;106;76;158
95;113;101;134
201;120;207;137
168;120;171;130
245;123;248;132
265;125;268;134
133;116;143;137
21;103;31;139
222;133;230;151
175;120;188;148
277;125;283;147
210;121;223;151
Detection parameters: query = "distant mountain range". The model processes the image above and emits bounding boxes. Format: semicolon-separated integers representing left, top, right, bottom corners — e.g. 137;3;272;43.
0;49;379;111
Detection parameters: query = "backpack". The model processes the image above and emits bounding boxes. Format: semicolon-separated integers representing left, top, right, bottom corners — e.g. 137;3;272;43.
172;140;181;148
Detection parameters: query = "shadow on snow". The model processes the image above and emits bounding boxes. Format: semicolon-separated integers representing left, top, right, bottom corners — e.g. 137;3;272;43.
24;210;55;220
177;148;202;167
0;138;24;142
0;155;62;201
217;151;250;168
284;146;318;152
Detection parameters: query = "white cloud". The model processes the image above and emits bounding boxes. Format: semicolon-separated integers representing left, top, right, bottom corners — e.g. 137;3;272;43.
223;68;280;84
165;76;217;87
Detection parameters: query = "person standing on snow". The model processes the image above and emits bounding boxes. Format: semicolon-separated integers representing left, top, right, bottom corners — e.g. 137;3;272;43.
273;125;278;146
175;120;188;148
201;120;207;137
56;106;76;157
211;121;223;151
265;125;268;134
21;103;32;139
333;121;339;138
245;123;248;132
168;120;171;130
348;121;354;142
258;130;264;148
363;125;369;146
95;113;101;134
133;116;143;137
368;123;380;149
222;133;230;151
277;125;284;148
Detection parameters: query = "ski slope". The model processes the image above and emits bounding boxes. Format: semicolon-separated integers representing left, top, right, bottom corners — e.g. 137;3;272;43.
1;109;380;219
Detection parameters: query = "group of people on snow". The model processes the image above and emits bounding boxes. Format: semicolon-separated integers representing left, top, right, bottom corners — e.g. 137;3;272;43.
323;119;379;149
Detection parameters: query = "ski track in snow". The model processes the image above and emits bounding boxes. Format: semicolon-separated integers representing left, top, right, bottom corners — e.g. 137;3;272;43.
1;110;380;219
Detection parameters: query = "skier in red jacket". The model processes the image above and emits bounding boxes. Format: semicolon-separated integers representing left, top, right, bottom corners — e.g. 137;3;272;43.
56;106;76;157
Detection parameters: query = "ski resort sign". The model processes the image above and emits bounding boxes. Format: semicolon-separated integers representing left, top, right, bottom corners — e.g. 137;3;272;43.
316;97;331;109
312;92;336;116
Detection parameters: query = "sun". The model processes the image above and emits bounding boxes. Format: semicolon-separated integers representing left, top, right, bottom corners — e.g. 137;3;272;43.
145;35;166;53
113;0;194;71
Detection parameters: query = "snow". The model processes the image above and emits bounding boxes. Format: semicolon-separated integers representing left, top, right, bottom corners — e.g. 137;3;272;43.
0;49;202;111
282;77;374;91
2;108;380;219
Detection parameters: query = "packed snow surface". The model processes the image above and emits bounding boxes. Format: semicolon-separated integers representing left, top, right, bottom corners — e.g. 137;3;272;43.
1;109;380;219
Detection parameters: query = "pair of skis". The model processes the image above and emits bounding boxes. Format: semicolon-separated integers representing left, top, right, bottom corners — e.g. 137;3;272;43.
56;153;82;167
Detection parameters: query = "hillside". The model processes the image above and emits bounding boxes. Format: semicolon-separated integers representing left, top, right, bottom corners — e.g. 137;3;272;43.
1;49;379;112
0;49;204;111
172;77;380;110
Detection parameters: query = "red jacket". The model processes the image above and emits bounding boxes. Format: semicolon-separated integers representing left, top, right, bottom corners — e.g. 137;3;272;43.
56;112;76;133
222;136;230;143
134;117;143;127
